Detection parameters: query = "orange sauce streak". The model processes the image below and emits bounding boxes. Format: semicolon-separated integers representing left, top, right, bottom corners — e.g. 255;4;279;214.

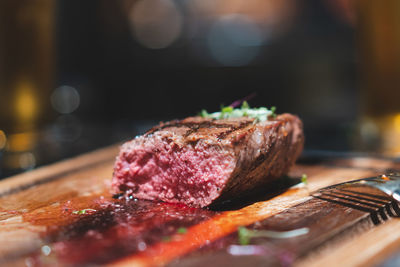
111;187;310;267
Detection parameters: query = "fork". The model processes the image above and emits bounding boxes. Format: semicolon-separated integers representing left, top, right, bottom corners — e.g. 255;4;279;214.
312;174;400;224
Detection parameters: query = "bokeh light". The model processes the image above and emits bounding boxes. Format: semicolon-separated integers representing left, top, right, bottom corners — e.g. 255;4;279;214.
188;0;295;27
207;15;263;66
15;80;37;122
360;119;379;145
18;152;36;170
0;130;6;150
51;85;80;114
7;132;37;152
395;114;400;133
129;0;182;49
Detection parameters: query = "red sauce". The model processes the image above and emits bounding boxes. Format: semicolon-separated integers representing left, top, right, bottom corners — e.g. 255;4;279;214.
23;194;216;265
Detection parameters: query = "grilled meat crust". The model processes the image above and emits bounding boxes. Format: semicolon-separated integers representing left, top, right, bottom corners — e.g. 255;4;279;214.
113;114;304;207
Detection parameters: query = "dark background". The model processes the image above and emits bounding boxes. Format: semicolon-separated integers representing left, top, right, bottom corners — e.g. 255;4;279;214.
55;0;358;150
0;0;383;177
57;0;356;123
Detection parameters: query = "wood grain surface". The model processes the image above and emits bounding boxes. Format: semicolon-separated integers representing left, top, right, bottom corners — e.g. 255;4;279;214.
0;145;400;266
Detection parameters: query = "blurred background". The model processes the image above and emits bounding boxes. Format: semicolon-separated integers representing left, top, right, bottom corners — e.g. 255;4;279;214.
0;0;399;178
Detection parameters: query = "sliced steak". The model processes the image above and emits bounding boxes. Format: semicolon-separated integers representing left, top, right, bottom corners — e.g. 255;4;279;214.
112;114;304;208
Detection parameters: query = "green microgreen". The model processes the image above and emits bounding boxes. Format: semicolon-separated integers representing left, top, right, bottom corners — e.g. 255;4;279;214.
241;101;250;109
72;208;97;215
200;102;276;122
237;226;309;245
177;227;188;234
301;174;308;184
238;226;252;245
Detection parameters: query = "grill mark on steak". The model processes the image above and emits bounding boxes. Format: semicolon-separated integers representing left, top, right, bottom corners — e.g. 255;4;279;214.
217;121;253;140
146;119;253;141
183;121;220;138
113;113;304;208
145;120;181;136
211;118;296;205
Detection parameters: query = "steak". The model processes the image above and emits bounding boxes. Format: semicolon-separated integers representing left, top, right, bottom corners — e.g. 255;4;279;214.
112;114;304;208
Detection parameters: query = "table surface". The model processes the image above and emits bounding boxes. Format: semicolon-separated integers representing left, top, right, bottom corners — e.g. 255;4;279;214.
0;145;400;266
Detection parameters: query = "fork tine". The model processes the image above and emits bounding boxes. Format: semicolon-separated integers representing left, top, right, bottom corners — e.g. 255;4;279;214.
317;191;386;209
385;203;396;217
313;189;385;212
379;206;389;221
322;189;389;207
391;201;400;216
313;194;379;214
313;185;395;225
335;188;390;205
312;174;400;225
313;194;382;225
336;188;392;201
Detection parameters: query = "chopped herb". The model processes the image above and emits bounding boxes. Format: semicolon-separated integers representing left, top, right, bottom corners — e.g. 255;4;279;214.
200;102;276;122
221;106;233;113
177;227;187;234
238;226;252;245
270;106;277;118
237;226;309;245
72;208;97;215
200;109;209;118
241;101;250;110
301;174;308;184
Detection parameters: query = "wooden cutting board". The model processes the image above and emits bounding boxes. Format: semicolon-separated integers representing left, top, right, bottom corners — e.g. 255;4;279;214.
1;145;400;267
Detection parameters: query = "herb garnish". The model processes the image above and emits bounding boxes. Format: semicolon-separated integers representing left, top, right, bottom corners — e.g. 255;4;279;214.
301;174;308;184
238;226;252;245
72;208;97;215
177;227;188;234
200;101;276;122
237;226;309;245
160;228;188;243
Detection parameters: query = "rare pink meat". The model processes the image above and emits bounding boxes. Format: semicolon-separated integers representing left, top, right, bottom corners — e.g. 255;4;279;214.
112;114;304;207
